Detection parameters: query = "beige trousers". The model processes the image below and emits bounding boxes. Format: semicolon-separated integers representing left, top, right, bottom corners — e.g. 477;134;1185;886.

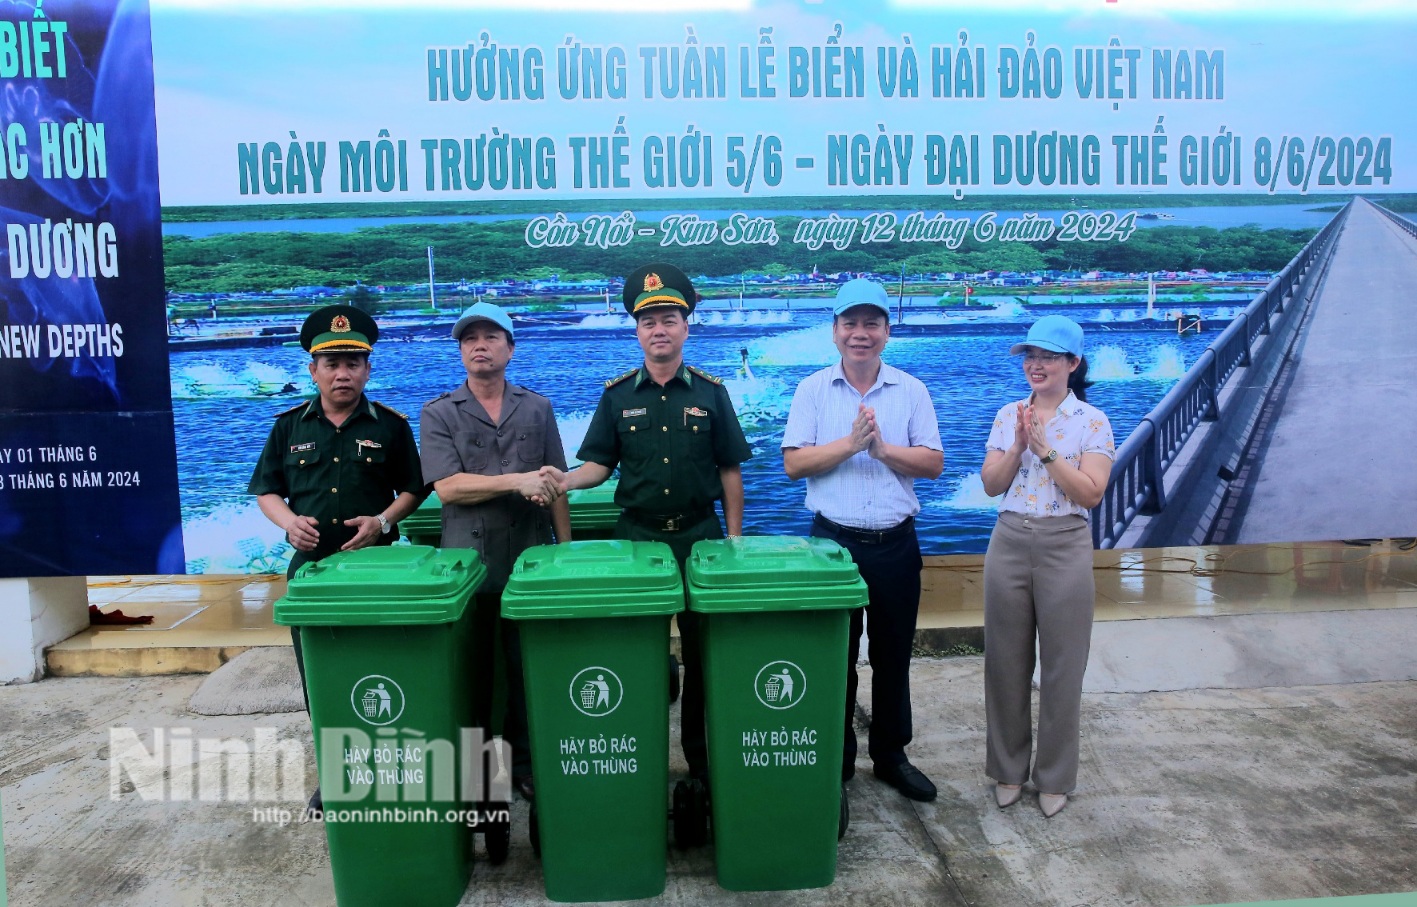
983;510;1095;794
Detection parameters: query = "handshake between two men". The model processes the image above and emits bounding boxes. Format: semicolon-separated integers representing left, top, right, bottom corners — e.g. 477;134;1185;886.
519;464;571;508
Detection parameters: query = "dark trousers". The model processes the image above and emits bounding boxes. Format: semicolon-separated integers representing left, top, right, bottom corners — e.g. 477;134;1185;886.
810;517;923;775
615;509;722;779
288;557;311;713
470;589;532;779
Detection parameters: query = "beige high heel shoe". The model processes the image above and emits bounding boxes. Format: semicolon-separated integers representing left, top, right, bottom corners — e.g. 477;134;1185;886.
1038;793;1068;818
995;783;1023;808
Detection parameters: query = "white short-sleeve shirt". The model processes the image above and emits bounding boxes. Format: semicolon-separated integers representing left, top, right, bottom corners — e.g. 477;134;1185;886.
782;361;942;529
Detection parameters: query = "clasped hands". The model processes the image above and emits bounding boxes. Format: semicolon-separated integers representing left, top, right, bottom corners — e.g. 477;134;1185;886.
521;465;569;507
849;403;886;458
284;514;385;552
1011;402;1053;459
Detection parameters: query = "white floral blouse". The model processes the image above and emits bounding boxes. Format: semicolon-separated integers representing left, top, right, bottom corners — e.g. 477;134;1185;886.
985;391;1115;517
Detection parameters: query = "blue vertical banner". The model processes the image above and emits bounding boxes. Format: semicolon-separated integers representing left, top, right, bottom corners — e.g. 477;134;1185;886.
0;0;183;575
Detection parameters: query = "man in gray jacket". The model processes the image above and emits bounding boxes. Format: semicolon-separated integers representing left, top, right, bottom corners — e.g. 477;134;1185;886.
420;302;572;801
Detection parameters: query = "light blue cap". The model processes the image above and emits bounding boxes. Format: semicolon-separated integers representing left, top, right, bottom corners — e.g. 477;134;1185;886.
452;302;514;341
1010;314;1083;358
832;278;892;318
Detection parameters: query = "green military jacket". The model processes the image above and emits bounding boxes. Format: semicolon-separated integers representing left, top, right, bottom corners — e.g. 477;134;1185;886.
248;394;424;569
577;363;751;516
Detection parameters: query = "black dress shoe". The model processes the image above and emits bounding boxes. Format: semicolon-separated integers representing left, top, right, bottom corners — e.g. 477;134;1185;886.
513;775;535;802
873;761;937;802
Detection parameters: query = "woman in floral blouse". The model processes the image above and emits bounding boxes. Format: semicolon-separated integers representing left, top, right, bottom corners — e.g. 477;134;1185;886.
978;315;1115;818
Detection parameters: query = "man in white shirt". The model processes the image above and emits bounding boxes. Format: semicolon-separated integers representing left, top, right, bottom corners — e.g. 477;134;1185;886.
781;279;944;801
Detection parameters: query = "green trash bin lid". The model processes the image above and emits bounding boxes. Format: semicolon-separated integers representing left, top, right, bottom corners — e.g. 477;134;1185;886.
567;479;620;532
273;545;485;626
501;539;683;620
686;536;868;613
399;491;442;540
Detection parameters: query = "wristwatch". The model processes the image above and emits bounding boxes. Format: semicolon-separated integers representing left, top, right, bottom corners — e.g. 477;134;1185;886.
376;514;391;535
1040;449;1059;464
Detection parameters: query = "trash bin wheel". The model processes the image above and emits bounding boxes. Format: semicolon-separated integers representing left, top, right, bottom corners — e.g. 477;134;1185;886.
838;782;849;841
672;778;709;849
668;652;681;704
529;802;542;858
485;805;511;865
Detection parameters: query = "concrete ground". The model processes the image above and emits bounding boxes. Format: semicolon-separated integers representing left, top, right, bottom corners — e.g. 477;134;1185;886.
3;651;1415;907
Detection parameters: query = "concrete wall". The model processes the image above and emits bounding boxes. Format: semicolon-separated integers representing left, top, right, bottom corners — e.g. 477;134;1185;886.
0;577;89;684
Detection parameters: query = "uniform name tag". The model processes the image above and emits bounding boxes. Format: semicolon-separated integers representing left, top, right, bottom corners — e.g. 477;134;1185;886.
684;407;708;417
289;442;316;453
622;408;648;417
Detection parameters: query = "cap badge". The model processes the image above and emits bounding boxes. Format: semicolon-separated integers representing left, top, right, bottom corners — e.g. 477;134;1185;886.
643;272;664;293
331;315;351;333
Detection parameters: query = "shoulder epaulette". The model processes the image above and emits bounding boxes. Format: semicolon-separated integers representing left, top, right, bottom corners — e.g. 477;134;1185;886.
605;368;639;388
686;365;723;385
517;384;547;399
275;401;307;418
373;400;410;419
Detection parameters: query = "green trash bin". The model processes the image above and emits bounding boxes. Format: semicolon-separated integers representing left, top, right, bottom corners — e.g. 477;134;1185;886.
401;491;443;547
502;539;683;902
274;545;487;907
567;478;682;704
687;536;868;891
567;478;620;541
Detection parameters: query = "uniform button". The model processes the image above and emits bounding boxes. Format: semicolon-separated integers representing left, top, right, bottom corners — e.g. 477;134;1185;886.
663;457;669;464
299;459;306;465
332;457;339;463
518;433;526;440
664;489;670;495
661;395;667;401
331;519;338;525
331;487;338;493
366;458;372;463
661;426;667;432
501;459;510;466
497;429;504;437
630;426;636;432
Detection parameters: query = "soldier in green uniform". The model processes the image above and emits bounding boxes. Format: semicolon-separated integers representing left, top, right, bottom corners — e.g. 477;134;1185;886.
247;304;424;811
551;263;752;785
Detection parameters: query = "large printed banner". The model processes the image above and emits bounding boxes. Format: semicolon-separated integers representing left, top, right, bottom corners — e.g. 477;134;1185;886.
0;0;183;576
7;0;1417;575
149;0;1417;571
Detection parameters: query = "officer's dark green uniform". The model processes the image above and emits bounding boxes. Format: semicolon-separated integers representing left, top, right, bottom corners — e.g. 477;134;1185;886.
247;306;424;578
249;395;423;574
578;364;748;562
576;264;752;779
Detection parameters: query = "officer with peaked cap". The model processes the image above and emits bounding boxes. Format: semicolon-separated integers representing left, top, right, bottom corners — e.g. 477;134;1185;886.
248;304;424;810
548;263;753;794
